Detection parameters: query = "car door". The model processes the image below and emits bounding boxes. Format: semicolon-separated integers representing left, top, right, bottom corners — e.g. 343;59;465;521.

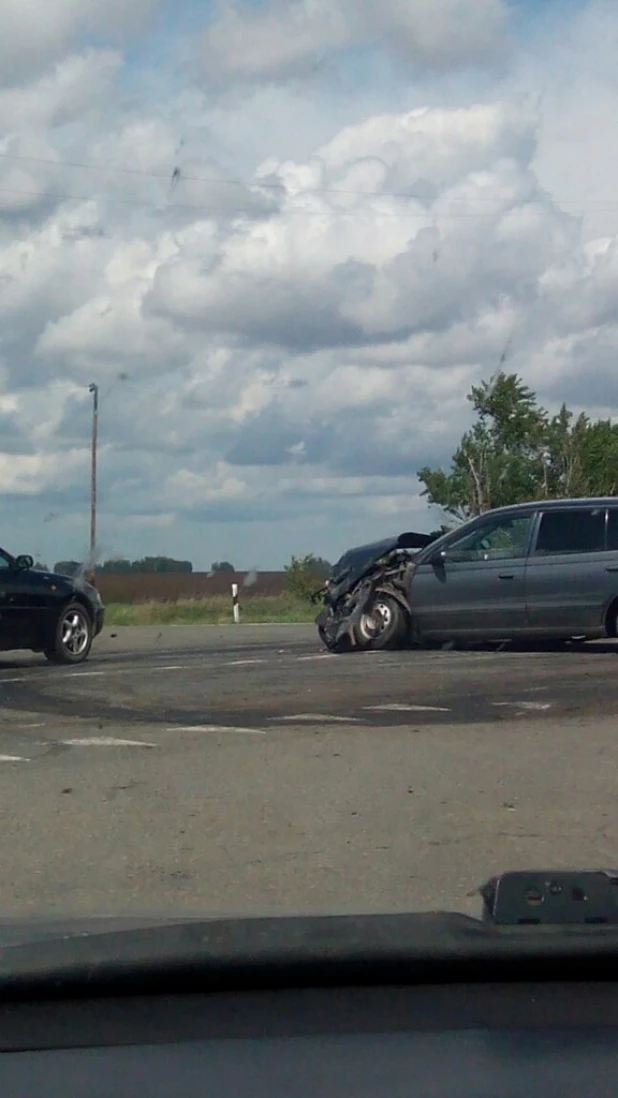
0;553;48;649
409;511;535;640
0;550;31;647
525;505;610;635
0;550;16;645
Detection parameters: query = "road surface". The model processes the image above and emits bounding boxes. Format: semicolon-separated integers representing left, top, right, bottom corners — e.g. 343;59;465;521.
0;624;616;920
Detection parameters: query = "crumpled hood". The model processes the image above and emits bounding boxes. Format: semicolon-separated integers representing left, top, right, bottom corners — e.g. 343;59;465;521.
328;531;436;596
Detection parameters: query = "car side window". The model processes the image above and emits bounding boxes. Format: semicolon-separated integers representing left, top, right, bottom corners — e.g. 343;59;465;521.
607;509;618;551
0;552;11;570
533;508;606;555
445;515;533;562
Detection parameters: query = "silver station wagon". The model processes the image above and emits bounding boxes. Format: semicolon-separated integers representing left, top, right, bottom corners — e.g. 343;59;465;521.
406;497;618;645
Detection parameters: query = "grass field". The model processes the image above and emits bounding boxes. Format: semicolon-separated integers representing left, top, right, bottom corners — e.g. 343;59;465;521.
104;594;317;627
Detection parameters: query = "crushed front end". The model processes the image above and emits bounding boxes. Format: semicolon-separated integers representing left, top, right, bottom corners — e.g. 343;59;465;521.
312;531;437;653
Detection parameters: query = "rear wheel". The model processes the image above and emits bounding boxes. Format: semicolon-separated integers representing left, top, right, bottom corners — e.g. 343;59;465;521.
45;601;93;665
354;593;409;651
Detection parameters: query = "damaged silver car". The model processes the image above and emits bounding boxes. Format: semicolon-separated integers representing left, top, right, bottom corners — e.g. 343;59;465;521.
312;531;438;653
315;497;618;653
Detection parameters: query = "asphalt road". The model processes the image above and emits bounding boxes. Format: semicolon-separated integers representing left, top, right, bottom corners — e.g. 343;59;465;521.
0;623;617;920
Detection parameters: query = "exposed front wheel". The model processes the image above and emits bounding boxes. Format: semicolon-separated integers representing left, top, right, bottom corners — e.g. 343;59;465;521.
45;601;93;665
354;593;409;651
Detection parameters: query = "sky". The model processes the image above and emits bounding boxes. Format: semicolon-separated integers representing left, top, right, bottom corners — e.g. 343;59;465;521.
1;0;618;570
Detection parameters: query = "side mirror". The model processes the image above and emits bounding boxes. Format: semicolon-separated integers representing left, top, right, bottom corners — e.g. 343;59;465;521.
15;554;34;571
430;548;447;566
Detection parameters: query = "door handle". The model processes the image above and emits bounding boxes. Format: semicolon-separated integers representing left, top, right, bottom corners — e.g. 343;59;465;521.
498;573;515;580
606;566;618;573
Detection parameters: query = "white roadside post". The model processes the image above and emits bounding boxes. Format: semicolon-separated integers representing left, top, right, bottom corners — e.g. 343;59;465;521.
232;583;240;623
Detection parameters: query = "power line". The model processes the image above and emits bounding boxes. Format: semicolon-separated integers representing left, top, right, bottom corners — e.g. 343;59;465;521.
1;148;616;208
0;183;612;222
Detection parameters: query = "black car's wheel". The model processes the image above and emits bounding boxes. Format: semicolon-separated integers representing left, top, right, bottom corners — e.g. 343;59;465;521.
45;601;93;665
354;593;409;651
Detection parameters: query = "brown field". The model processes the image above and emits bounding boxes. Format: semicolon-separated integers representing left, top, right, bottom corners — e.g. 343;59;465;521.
95;571;288;605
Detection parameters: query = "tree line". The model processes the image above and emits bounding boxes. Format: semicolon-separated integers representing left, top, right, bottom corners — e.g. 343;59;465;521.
54;556;194;576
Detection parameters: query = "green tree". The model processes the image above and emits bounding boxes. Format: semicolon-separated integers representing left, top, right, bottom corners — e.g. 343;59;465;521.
99;556;193;573
99;558;133;573
54;560;81;577
418;372;549;519
575;417;618;495
211;561;235;573
418;371;618;518
131;556;192;573
284;554;330;601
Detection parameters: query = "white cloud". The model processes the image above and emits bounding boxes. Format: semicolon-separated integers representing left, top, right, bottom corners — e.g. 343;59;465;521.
200;0;509;88
2;1;618;569
0;0;159;86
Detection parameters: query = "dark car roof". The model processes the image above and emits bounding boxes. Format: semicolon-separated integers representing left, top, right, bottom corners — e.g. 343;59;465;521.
486;497;618;517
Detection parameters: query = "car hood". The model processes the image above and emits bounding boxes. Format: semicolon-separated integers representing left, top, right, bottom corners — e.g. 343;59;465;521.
23;569;74;591
24;569;100;603
329;531;437;592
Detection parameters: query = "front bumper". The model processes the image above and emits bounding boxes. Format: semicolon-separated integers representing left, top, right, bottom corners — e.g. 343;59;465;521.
94;608;105;637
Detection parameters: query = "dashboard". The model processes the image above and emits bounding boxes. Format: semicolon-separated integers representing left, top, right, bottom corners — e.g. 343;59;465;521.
2;982;618;1096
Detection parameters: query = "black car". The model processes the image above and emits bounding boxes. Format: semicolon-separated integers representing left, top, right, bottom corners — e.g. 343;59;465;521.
0;548;105;664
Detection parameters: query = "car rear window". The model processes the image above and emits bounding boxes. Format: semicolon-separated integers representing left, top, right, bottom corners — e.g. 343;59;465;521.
533;508;606;555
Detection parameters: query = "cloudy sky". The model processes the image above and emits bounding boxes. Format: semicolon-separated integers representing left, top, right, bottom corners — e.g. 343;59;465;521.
1;0;617;570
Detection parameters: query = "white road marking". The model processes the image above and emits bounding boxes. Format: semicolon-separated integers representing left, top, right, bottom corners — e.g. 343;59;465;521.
273;714;362;723
19;723;45;729
0;754;29;762
66;670;108;678
225;659;267;666
364;703;451;713
165;725;266;735
492;701;552;711
0;677;27;684
62;737;158;747
62;664;188;679
296;654;337;662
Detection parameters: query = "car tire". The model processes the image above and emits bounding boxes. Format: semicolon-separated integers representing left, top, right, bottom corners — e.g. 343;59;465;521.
45;601;93;665
354;593;409;651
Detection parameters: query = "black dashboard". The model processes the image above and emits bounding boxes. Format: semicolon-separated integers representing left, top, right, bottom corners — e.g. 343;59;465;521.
3;871;618;1095
2;982;618;1095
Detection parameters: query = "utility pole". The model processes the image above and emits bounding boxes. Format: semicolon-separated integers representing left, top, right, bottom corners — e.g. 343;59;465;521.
88;383;99;584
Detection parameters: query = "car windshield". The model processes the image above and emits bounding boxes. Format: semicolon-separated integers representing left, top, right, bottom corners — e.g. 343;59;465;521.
1;0;616;938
